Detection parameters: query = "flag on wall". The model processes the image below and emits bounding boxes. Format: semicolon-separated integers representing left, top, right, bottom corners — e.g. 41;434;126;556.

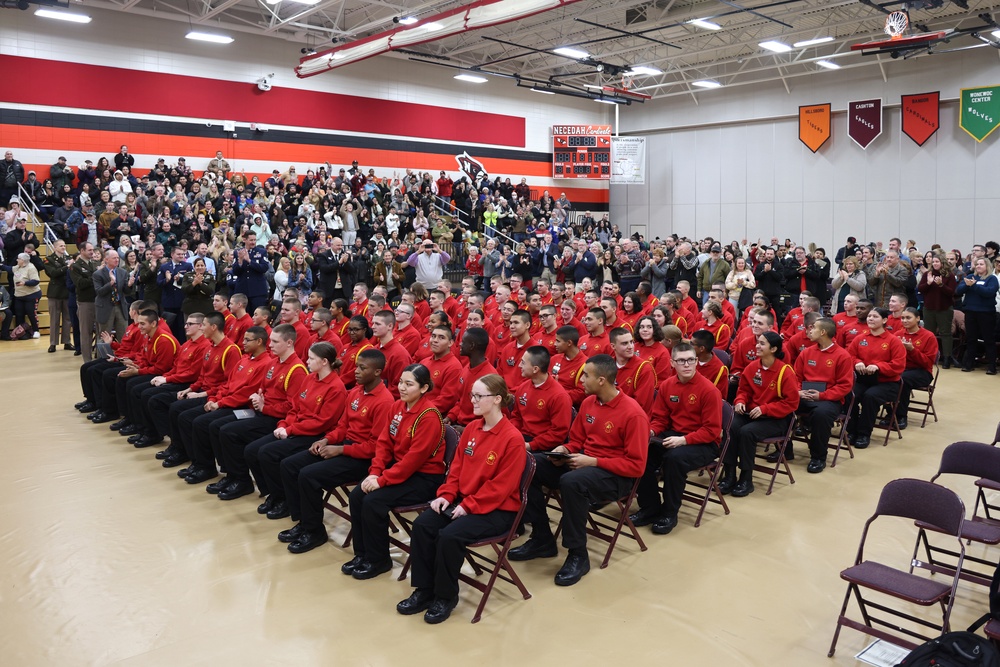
960;85;1000;142
848;99;883;149
799;104;832;153
901;92;940;146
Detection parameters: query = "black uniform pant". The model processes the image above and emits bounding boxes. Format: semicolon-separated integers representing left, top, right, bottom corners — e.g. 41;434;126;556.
248;435;315;500
636;433;718;518
116;375;153;423
964;310;997;369
797;400;842;460
897;368;933;420
80;359;119;404
725;414;791;475
147;394;204;450
524;454;632;551
410;509;516;600
279;450;370;529
182;408;237;469
348;472;442;564
133;383;187;437
217;415;280;484
850;376;900;438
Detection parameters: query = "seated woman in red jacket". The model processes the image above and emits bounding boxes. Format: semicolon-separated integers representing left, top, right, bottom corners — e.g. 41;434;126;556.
344;364;447;580
721;330;799;498
396;373;528;624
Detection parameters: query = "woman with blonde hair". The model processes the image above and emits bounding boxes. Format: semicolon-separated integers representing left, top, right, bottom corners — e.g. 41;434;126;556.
831;255;867;313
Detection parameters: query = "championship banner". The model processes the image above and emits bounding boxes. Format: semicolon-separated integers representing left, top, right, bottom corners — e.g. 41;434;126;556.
960;85;1000;142
799;103;831;153
901;92;940;146
610;136;645;185
848;99;882;149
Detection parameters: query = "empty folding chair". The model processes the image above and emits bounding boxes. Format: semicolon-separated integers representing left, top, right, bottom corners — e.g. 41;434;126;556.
970;420;1000;522
828;478;966;656
681;400;733;527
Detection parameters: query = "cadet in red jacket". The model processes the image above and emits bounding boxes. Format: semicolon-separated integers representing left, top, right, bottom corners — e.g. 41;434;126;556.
609;327;656;413
277;297;314;362
634;315;672;382
393;303;423;357
784;312;820;366
550;325;588;408
509;346;573;452
345;364;447;581
698;301;731;351
793;318;855;473
372;310;413;399
308;307;344;355
498;310;534;389
445;328;498;429
690;330;729;398
76;300;147;415
891;307;938;430
721;331;799;498
727;309;775;402
338;315;374;389
398;374;528;624
836;299;872;349
510;354;650;587
228;293;254;344
422;325;464;416
578;307;610;357
530;304;559;354
276;349;394;554
632;343;723;535
846;307;906;449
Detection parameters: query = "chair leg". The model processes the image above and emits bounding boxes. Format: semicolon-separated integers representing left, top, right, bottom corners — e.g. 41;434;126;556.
828;585;854;657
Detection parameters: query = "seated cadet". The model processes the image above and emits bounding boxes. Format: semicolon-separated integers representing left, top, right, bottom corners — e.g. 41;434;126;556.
498;309;534;389
276;349;394;553
309;307;344;354
837;299;872;349
631;343;723;535
509;346;573;451
509;354;649;587
249;342;348;518
372;310;413;398
634;315;672;381
578;307;610;357
531;304;559;353
609;327;656;413
228;293;253;343
890;307;938;430
721;331;799;497
251;306;272;338
793;318;854;473
884;293;907;333
338;315;374;389
76;300;146;416
550;325;587;408
422;324;463;416
690;329;728;398
393;303;423;357
344;364;447;581
697;301;731;351
444;327;497;431
728;309;774;402
558;299;587;338
831;294;858;331
784;311;821;366
460;308;499;366
397;374;527;624
846;308;906;449
213;324;308;500
277;297;313;362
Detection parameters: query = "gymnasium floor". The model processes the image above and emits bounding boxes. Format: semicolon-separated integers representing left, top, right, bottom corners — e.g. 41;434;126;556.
2;339;996;666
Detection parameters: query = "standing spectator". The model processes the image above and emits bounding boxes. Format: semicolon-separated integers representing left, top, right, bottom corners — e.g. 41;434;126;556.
231;232;271;312
957;257;999;375
93;249;128;340
917;254;957;367
641;249;670;299
670;242;699;289
407;240;450;290
1;150;25;207
831;256;867;314
697;243;731;303
113;145;135;171
71;242;99;360
564;238;597;284
43;239;74;352
206;151;231;181
49;156;73;193
10;253;42;338
868;250;910;309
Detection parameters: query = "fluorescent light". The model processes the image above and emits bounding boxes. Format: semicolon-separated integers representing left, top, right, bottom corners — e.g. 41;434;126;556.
629;66;663;76
331;52;345;60
553;47;589;59
531;87;556;95
688;18;721;30
816;60;840;70
594;98;619;105
760;40;792;53
454;73;488;83
794;36;834;48
424;22;444;31
186;31;234;44
289;0;321;4
993;29;1000;39
35;8;91;23
398;16;418;25
692;80;722;89
583;84;604;90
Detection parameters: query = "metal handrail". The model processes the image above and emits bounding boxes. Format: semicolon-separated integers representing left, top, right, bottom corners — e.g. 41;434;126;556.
15;181;55;252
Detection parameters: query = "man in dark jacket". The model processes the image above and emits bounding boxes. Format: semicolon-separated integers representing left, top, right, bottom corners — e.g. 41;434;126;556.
753;246;786;307
313;236;354;306
782;246;823;302
1;150;25;207
43;239;74;352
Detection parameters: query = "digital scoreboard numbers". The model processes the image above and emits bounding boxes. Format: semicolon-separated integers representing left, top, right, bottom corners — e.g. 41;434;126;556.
552;124;612;179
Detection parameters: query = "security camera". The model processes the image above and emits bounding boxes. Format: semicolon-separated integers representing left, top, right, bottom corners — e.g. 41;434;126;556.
256;74;275;92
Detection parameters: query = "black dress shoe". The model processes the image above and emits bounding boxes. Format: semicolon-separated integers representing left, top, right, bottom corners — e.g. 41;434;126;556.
119;424;140;436
807;458;827;474
91;412;118;424
942;358;952;369
77;402;95;413
74;400;90;410
651;515;678;535
278;523;308;543
257;497;277;515
177;466;195;478
765;448;793;463
288;529;328;554
853;435;870;449
897;418;908;430
962;367;974;373
988;367;997;376
628;506;661;527
162;455;189;468
793;425;810;438
218;480;255;501
48;345;56;353
877;417;890;428
127;434;143;444
87;410;104;421
185;467;218;484
508;536;558;561
731;478;755;497
423;596;459;624
352;559;393;580
64;344;75;351
154;446;173;460
341;556;363;576
554;552;591;586
135;435;163;449
397;589;435;616
718;472;737;495
109;418;129;431
206;476;231;494
266;501;290;520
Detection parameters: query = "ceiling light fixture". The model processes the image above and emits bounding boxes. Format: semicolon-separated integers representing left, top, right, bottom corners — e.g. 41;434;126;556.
760;40;793;53
692;79;722;89
397;16;419;25
186;31;234;44
530;87;556;94
35;8;91;23
424;22;444;31
553;46;589;59
993;29;1000;39
794;36;834;48
454;73;488;83
331;52;345;60
688;18;721;30
629;65;663;76
816;60;841;69
594;98;620;105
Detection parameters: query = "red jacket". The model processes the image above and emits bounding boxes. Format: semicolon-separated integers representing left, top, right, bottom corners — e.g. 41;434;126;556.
189;337;242;396
370;396;446;487
136;323;179;375
378;338;413;399
735;358;800;418
437;417;526;514
278;370;347;436
394;325;423;358
784;329;816;366
558;314;587;339
423;353;464;416
447;360;497;426
793;342;854;403
567;391;649;478
615;354;656;413
837;319;869;349
292;319;313;362
885;314;903;334
895;326;939;374
780;307;803;339
696;353;729;398
832;312;852;330
636;342;672;383
257;353;308;417
510;376;573;451
222;310;238;342
324;383;395;459
698;318;732;351
729;332;760;377
650;372;723;445
338;340;374;389
215;352;273;408
111;323;143;359
497;338;532;390
847;330;907;383
313;327;345;356
550;351;587;408
671;311;691;338
531;328;558;355
578;331;610;357
231;313;253;343
164;335;212;384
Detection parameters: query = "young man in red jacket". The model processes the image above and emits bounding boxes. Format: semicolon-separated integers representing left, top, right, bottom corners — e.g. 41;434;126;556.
445;327;496;431
631;343;723;536
550;325;587;408
104;309;180;430
509;346;573;452
309;307;344;355
846;308;906;448
531;304;559;353
422;325;463;416
578;307;610;357
229;293;254;343
609;327;656;413
372;310;412;399
690;330;728;398
890;307;938;430
498;310;534;389
509;354;650;587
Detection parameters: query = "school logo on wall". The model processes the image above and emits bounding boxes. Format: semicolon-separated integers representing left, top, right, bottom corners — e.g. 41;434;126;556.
455;151;488;181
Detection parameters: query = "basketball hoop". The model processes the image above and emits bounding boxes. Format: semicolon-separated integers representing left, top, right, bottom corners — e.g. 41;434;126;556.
885;11;909;40
621;73;634;91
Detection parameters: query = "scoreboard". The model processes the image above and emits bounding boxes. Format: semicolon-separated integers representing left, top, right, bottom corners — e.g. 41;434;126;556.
552;124;612;179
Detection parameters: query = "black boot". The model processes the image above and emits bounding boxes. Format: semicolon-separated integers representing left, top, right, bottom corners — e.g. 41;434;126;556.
731;471;755;498
717;467;737;495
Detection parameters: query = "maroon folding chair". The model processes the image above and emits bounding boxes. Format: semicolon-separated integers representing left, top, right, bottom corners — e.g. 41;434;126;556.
753;416;797;495
791;392;855;468
682;401;733;527
911;441;1000;588
828;478;966;656
907;365;939;428
322;481;362;548
971;420;1000;522
873;383;904;446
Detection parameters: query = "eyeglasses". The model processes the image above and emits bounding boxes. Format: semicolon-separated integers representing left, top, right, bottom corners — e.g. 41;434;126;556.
347;326;366;332
185;321;198;326
470;393;497;402
673;358;698;365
